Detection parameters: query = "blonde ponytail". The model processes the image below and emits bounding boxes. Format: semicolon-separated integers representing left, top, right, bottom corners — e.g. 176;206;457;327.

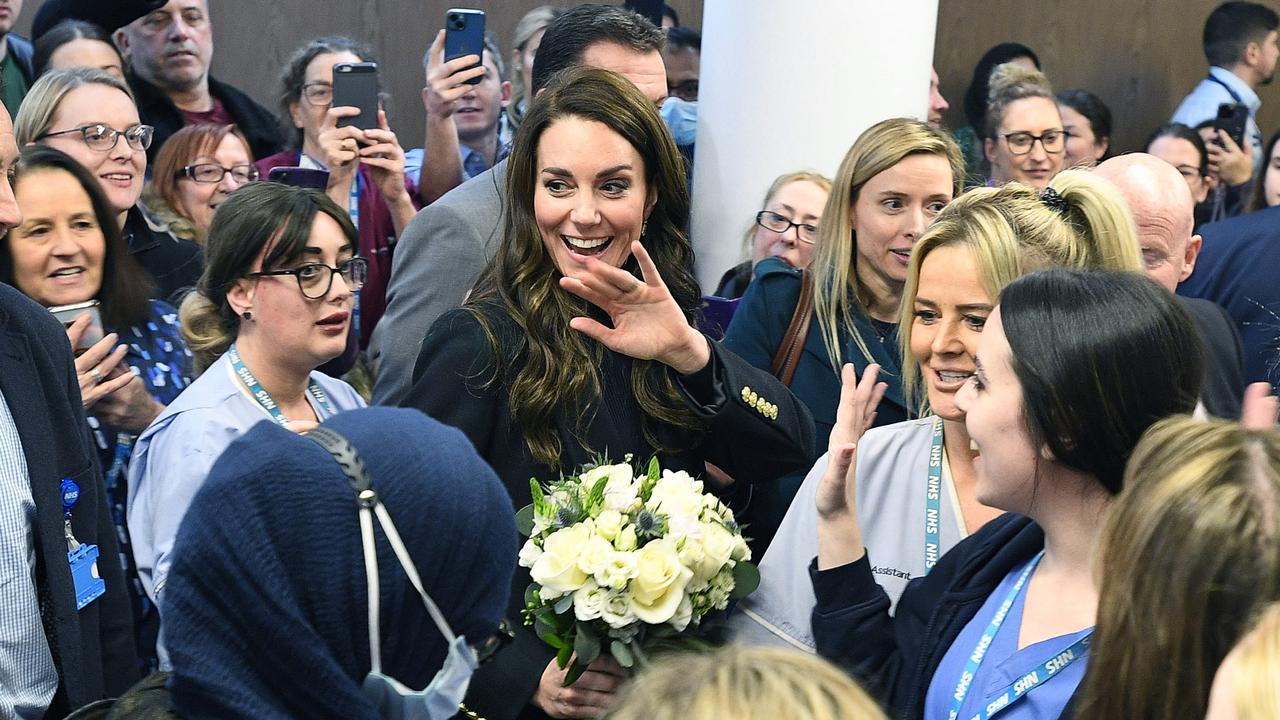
179;290;235;375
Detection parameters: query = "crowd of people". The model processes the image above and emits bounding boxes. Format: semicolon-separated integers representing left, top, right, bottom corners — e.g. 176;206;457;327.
4;1;1280;719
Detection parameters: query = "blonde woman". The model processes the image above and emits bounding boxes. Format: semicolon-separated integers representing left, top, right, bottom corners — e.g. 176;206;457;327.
713;170;832;299
723;118;963;553
1207;603;1280;720
604;646;886;720
983;63;1065;189
1075;416;1280;719
731;170;1143;650
507;6;562;131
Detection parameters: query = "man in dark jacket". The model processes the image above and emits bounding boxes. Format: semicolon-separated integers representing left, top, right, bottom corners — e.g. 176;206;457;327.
0;100;138;718
111;0;282;161
0;0;34;112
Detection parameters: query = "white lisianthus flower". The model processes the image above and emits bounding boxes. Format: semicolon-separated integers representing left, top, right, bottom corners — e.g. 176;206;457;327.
518;537;543;568
603;465;639;512
595;509;625;542
677;535;706;573
529;522;592;599
576;534;615;577
580;465;612;485
601;588;637;629
647;471;705;528
665;507;704;542
630;538;694;624
669;593;694;632
731;534;751;563
597;549;639;590
573;580;608;621
614;525;638;551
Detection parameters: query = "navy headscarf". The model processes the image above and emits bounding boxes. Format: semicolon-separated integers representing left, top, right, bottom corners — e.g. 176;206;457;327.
162;407;517;719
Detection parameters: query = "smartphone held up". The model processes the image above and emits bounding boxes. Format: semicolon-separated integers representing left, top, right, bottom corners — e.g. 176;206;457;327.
445;8;486;85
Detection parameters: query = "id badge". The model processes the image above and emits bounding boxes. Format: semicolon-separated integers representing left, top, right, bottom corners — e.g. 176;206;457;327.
69;543;106;610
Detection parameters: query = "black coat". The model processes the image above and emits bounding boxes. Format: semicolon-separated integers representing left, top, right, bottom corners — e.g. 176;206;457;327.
811;514;1067;720
0;283;138;716
127;69;284;163
1181;296;1245;419
124;206;203;305
404;304;816;720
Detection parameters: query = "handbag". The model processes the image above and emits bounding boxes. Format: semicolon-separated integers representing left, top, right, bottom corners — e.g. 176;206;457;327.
769;270;813;387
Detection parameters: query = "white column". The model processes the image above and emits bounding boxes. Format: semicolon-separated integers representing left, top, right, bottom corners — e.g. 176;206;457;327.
690;0;940;290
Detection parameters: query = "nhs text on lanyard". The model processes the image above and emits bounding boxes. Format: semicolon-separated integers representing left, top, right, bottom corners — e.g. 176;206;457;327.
228;343;336;425
925;417;943;570
948;551;1092;720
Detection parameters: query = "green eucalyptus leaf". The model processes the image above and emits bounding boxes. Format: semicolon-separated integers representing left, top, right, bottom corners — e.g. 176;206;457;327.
554;594;574;615
610;640;635;668
573;624;601;668
730;562;761;600
515;504;535;537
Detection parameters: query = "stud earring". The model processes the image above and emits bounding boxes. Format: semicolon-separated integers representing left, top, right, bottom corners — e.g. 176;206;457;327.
242;310;253;321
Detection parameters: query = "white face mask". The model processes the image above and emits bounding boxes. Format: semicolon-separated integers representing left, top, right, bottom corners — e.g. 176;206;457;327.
306;428;480;720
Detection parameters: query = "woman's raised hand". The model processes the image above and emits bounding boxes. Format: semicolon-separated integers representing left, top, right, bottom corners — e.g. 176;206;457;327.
815;363;887;569
1241;382;1279;430
67;314;133;408
559;240;710;375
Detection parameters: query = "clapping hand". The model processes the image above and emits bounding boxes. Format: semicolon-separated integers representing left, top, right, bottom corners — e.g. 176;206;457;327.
1241;382;1279;430
558;240;710;375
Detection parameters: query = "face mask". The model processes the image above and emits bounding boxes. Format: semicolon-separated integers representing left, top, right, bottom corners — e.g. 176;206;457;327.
661;97;698;146
307;427;480;720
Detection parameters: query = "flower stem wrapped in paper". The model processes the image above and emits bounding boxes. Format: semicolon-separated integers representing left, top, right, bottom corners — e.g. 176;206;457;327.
517;456;759;685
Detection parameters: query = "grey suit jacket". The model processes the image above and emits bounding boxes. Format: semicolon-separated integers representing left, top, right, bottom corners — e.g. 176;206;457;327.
370;159;508;404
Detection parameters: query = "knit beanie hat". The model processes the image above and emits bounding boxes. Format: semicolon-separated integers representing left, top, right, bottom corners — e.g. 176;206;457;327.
163;407;517;719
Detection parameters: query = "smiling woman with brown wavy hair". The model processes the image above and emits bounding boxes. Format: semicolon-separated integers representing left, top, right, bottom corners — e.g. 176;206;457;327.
403;66;815;720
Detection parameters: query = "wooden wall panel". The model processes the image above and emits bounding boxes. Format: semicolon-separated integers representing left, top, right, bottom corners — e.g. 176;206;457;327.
934;0;1276;155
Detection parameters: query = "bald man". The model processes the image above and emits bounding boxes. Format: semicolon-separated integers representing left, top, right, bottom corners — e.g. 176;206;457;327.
1097;153;1245;417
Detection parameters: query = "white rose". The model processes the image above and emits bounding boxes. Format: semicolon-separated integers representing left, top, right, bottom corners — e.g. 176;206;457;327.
573;580;608;621
731;534;751;563
630;538;694;624
614;526;638;551
692;523;738;583
576;534;615;577
518;537;543;568
595;509;624;541
601;588;636;629
529;522;592;599
597;549;639;590
669;593;694;632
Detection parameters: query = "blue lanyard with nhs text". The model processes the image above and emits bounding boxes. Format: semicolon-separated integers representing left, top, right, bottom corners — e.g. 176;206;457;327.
227;343;336;426
925;417;944;571
947;551;1093;720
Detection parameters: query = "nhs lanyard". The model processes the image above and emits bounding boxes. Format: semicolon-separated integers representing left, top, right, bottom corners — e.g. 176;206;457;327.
925;417;944;571
948;551;1092;720
228;343;336;426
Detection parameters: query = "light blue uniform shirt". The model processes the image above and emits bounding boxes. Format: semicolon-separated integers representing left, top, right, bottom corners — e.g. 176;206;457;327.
127;352;365;608
1171;66;1264;169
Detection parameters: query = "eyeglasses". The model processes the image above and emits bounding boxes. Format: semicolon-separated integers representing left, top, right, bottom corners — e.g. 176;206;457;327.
755;210;818;244
247;257;368;299
175;162;260;184
38;123;155;152
472;619;515;665
668;79;698;102
1001;130;1065;155
301;82;333;107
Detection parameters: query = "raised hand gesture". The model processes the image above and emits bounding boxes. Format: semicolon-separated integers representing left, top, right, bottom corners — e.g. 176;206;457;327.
558;240;710;375
815;363;887;569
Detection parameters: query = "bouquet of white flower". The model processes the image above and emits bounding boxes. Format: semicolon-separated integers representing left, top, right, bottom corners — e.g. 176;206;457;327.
516;457;758;684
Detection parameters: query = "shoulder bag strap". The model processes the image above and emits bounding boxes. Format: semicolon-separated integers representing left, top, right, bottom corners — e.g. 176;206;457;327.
770;270;814;387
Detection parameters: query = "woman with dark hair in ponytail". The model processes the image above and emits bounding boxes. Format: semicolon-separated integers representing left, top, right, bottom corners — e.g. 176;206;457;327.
812;268;1203;719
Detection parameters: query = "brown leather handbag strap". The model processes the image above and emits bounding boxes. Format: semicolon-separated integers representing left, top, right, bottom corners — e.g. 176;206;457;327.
770;270;814;386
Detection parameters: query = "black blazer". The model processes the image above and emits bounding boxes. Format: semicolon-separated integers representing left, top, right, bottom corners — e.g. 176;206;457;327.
1181;296;1245;419
404;304;816;720
0;284;138;715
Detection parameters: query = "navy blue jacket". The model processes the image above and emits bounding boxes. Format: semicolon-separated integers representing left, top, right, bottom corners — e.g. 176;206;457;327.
1178;205;1280;391
723;258;908;553
811;514;1056;719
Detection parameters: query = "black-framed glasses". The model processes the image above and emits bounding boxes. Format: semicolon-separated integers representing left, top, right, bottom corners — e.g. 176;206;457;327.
39;123;154;152
175;162;260;184
1001;130;1065;155
755;210;818;244
247;257;367;299
301;82;333;107
473;618;515;665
